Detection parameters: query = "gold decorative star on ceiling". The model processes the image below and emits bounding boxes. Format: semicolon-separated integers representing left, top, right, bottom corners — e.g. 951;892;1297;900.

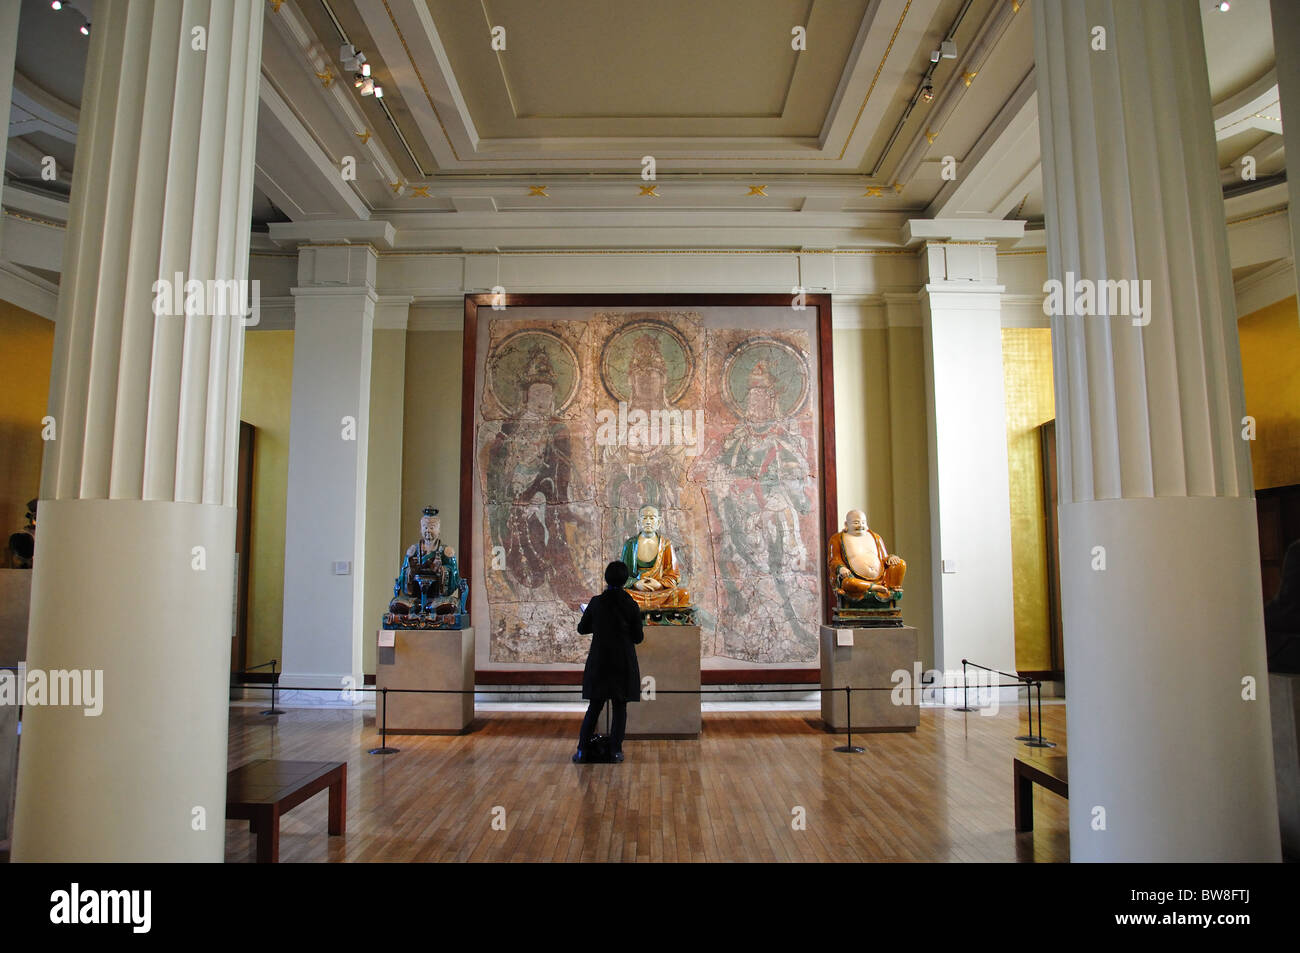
528;185;549;197
747;185;768;197
639;185;660;197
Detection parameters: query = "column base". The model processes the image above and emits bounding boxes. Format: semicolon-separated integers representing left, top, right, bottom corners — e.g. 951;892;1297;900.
1059;496;1280;861
12;499;235;861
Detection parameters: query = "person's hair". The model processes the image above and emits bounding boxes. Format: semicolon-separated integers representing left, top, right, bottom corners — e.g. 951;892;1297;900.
604;560;630;588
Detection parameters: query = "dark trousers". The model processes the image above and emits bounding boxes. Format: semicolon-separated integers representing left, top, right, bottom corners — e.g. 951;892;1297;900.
579;698;628;753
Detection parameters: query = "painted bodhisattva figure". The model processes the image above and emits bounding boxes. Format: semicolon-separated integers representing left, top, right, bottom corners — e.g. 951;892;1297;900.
827;509;905;624
619;505;691;610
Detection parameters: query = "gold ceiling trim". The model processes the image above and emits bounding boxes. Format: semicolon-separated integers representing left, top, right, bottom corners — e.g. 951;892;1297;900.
3;210;65;229
382;0;911;166
1226;206;1287;227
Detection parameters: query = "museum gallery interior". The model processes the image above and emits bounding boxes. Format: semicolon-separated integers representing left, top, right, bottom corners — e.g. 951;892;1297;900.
0;0;1297;866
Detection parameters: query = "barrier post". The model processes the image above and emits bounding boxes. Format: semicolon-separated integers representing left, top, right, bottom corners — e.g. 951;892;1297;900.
368;687;399;755
260;658;285;716
833;685;865;754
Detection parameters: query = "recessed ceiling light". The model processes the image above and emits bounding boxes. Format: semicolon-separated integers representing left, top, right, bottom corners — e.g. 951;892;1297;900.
50;1;63;10
921;83;935;104
1216;1;1230;10
80;21;90;36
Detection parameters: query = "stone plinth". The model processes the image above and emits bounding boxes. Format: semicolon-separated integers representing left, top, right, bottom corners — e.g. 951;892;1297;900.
820;624;920;731
0;699;15;843
625;624;701;739
1271;673;1300;859
375;627;475;734
0;569;32;665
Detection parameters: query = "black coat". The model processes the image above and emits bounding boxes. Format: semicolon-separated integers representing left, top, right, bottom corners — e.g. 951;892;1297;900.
578;587;644;702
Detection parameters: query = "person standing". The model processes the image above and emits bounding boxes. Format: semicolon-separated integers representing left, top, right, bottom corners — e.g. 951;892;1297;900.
574;561;644;763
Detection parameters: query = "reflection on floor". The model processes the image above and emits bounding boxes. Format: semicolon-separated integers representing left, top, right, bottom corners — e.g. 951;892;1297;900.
225;701;1069;862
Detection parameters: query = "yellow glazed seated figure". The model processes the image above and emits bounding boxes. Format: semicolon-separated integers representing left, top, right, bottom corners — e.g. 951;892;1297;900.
619;505;692;610
827;509;905;605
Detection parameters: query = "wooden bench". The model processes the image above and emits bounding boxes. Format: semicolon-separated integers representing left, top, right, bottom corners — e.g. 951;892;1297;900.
1013;753;1068;832
226;759;346;863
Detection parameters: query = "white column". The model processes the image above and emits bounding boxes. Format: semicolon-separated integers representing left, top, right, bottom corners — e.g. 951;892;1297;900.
1035;0;1280;861
279;245;376;692
13;0;263;861
917;239;1017;679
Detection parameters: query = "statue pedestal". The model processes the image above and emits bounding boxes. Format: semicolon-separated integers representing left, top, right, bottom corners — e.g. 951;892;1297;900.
0;696;15;844
625;624;701;739
375;627;475;734
819;624;920;732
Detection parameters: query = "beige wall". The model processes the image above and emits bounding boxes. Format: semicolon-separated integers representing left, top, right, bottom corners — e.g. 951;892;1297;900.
362;328;408;675
240;330;294;669
400;319;465;562
0;301;53;563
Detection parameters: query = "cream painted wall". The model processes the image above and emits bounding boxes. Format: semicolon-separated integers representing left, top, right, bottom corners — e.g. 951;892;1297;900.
400;317;465;563
885;324;934;673
361;329;407;675
239;330;294;669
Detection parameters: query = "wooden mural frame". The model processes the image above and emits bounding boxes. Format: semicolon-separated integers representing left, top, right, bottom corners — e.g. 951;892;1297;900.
460;293;837;684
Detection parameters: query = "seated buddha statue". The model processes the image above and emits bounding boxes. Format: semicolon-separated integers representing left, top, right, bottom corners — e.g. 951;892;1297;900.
619;505;691;610
390;506;459;615
827;509;905;607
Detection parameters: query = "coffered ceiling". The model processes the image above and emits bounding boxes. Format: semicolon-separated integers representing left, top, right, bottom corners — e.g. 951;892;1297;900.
1;0;1288;255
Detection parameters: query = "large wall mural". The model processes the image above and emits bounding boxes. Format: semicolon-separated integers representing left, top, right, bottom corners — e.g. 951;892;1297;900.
472;308;824;666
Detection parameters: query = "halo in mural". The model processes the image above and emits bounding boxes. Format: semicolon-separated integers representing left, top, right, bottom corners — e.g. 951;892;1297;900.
721;338;810;421
599;320;695;406
488;330;580;414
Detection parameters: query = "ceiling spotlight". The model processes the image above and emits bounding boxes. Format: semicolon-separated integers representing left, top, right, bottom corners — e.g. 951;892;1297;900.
358;76;375;96
1216;1;1230;10
921;83;935;104
50;1;63;10
361;62;371;77
373;85;383;99
940;40;957;59
80;21;90;35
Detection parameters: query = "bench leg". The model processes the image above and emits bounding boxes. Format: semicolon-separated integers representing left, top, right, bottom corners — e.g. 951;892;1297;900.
255;806;280;863
1014;767;1034;832
328;770;346;836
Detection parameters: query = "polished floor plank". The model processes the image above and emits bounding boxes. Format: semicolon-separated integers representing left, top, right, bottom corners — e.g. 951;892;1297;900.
225;702;1070;863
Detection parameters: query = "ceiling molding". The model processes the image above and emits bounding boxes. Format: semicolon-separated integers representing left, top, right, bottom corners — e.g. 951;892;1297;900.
0;260;58;320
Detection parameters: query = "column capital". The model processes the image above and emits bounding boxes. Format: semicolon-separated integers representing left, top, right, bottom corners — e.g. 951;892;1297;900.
268;220;396;249
295;243;378;290
901;218;1025;246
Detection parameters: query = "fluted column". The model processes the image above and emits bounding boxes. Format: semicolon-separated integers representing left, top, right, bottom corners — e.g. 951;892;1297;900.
13;0;263;861
1035;0;1279;860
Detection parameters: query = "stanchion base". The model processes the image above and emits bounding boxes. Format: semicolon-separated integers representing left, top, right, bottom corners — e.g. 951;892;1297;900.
368;746;400;755
1013;734;1036;740
833;745;865;754
260;708;286;716
1024;739;1057;748
953;706;975;712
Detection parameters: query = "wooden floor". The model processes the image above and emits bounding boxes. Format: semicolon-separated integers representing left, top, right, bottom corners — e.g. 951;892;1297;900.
225;702;1069;862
